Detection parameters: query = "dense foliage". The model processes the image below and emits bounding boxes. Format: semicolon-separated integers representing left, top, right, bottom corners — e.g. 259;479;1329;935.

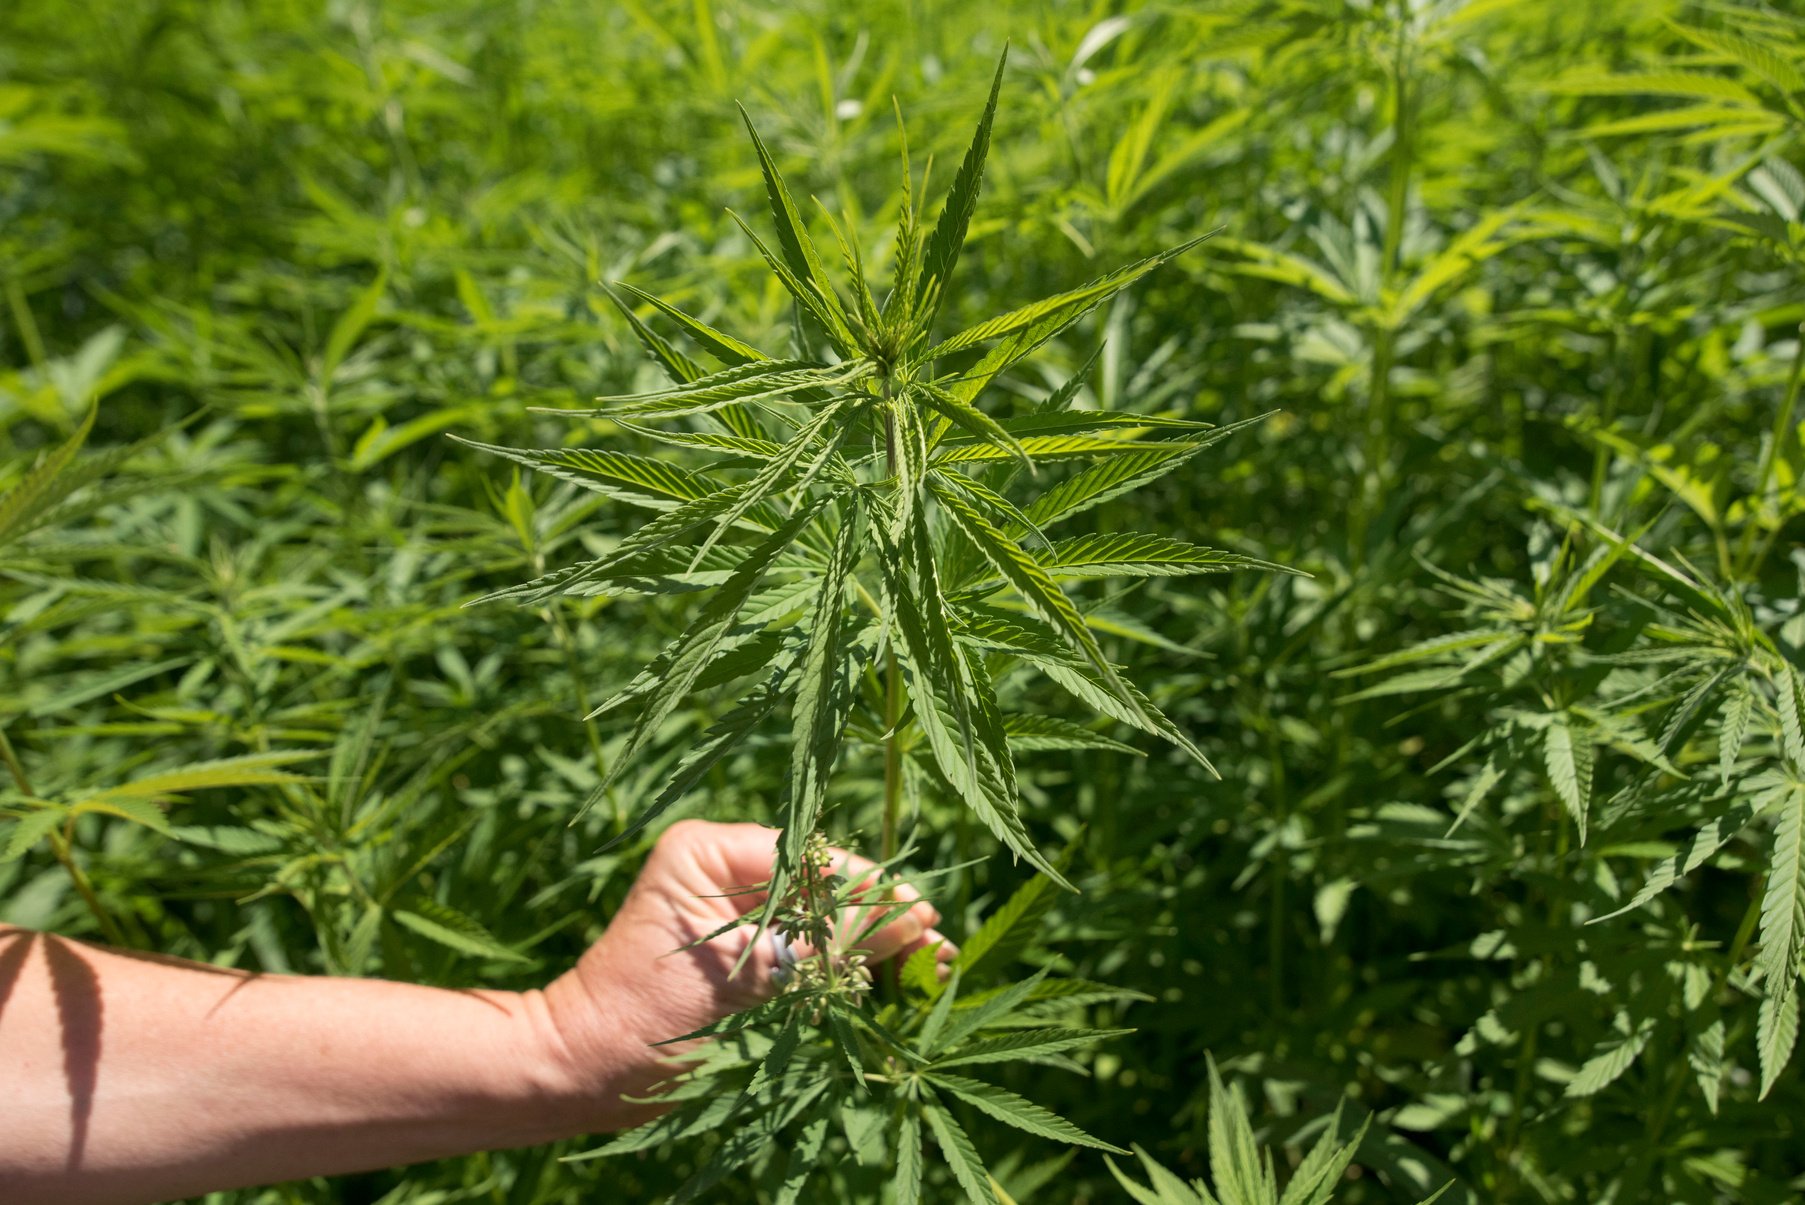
3;0;1804;1201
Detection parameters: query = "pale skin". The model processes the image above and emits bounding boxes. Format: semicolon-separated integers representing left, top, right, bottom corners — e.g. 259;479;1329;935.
0;820;955;1205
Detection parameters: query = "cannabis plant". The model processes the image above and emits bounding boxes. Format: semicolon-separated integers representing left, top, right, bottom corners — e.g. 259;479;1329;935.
463;52;1295;1198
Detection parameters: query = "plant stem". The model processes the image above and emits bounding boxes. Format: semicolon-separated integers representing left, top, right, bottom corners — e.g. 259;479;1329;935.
0;725;127;945
881;404;903;864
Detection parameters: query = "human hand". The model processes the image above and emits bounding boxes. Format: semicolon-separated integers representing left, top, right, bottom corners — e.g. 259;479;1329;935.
538;820;954;1131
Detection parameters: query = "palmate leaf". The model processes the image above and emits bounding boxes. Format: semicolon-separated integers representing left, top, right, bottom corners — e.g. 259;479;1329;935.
1207;1057;1278;1205
934;432;1193;466
872;505;1065;886
917;381;1031;468
475;478;789;605
738;105;855;344
927;1073;1123;1152
955;603;1214;772
391;898;529;964
921;234;1213;362
609;281;769;368
1045;533;1299;579
914;50;1007;331
920;1101;999;1205
579;495;835;819
1592;787;1775;922
1019;444;1204;530
600;654;792;852
933;481;1155;732
782;505;863;872
451;438;780;527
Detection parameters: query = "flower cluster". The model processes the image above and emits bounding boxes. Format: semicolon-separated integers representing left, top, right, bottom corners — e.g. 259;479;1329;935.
771;831;874;1023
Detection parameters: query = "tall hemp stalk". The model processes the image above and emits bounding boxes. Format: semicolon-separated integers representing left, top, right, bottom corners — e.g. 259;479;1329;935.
464;51;1300;1201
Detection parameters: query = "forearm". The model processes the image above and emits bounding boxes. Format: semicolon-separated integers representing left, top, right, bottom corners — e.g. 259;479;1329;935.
0;926;620;1205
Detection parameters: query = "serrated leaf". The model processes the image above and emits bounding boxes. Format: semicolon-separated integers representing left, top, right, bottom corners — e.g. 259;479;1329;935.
1046;533;1299;579
921;1101;1000;1205
0;405;95;549
582;496;834;818
921;235;1210;361
1758;779;1805;1076
1564;1014;1655;1096
1758;988;1799;1099
934;481;1153;731
897;1109;924;1205
916;50;1007;328
92;751;320;802
392;901;529;964
930;1026;1127;1069
1543;712;1592;839
2;807;66;861
929;1073;1124;1151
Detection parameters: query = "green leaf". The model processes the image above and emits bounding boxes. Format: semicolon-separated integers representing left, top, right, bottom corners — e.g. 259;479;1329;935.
872;508;1065;885
917;382;1031;468
1206;1056;1277;1205
1542;712;1593;840
91;751;320;802
453;437;778;525
772;1098;833;1205
322;270;387;378
1278;1107;1369;1205
915;49;1007;328
896;1109;924;1205
165;824;284;855
929;1072;1124;1152
782;504;863;872
921;235;1210;361
1004;714;1140;755
931;967;1052;1055
1564;1013;1655;1097
1108;1146;1217;1205
921;1101;1000;1205
1593;790;1772;922
601;656;791;852
581;495;835;818
392;900;529;964
739;105;853;338
0;404;95;550
610;281;770;368
1758;989;1799;1100
930;1026;1129;1069
956;863;1063;982
2;807;65;861
1757;779;1805;1095
1045;533;1299;579
935;481;1154;730
1021;444;1204;530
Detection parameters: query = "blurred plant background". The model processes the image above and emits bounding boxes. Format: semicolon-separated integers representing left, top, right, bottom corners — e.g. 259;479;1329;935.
4;0;1805;1200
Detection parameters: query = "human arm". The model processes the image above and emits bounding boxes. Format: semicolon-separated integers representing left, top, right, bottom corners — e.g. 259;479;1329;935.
0;820;951;1205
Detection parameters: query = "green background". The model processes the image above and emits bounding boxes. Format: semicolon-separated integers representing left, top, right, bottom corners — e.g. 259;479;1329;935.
3;0;1804;1200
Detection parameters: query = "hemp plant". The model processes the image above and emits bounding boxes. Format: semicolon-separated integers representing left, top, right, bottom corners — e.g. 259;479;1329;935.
464;50;1296;1200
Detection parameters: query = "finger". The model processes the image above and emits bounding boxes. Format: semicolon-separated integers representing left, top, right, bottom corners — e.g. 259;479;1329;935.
891;926;959;970
850;901;943;965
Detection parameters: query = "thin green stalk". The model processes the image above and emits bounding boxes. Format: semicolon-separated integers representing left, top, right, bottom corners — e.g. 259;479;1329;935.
1737;320;1805;578
0;726;126;945
881;404;903;865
